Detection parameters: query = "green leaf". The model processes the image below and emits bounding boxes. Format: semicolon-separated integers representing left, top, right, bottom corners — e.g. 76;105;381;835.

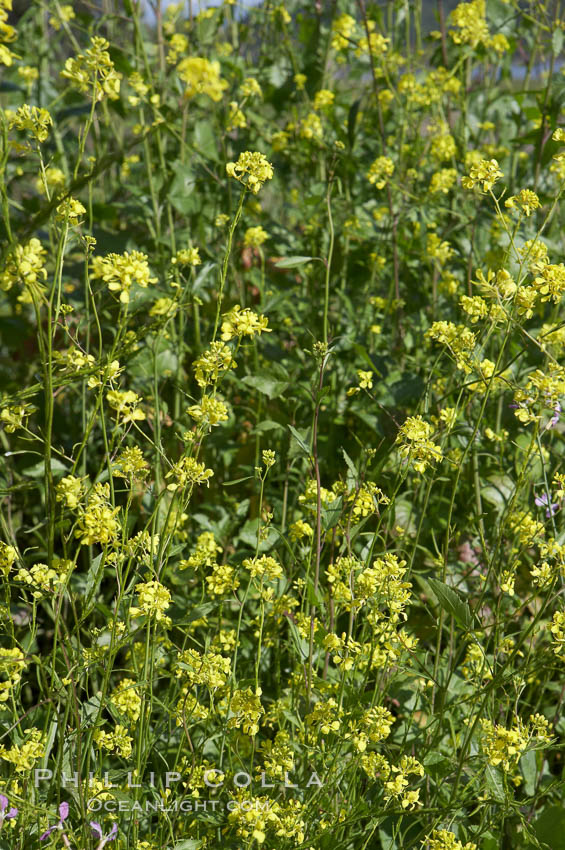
194;120;219;161
341;448;358;481
84;553;105;616
552;28;564;56
520;749;537;796
222;475;254;486
288;424;311;456
484;764;506;802
168;162;199;215
173;841;202;850
23;458;68;478
534;806;565;850
253;419;284;434
426;577;475;631
241;374;288;399
321;496;343;531
274;256;316;268
482;475;514;510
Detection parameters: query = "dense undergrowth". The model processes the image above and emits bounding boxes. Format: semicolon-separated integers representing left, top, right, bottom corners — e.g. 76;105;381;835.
1;1;565;848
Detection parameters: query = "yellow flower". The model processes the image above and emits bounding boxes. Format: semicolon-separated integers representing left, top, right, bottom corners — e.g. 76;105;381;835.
240;77;262;98
226;151;274;194
227;101;246;131
9;104;52;143
56;475;85;509
331;14;356;51
187;395;229;428
91;250;157;303
106;390;145;424
396;415;442;474
221;305;270;340
61;36;121;101
313;89;335;110
56;197;86;225
367;156;394;189
505;189;540;216
243;226;268;248
177;57;227;101
173;247;201;266
132;580;171;622
461;158;503;192
49;4;75;30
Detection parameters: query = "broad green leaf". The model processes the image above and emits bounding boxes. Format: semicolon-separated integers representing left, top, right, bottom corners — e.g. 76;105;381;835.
341;447;358;481
288;424;311;456
241;374;288;399
274;256;316;268
427;577;475;630
534;805;565;850
484;764;506;802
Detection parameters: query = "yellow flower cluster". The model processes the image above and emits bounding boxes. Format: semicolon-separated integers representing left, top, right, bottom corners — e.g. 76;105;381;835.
221;305;270;340
0;647;27;702
396;415;442;474
55;197;86;225
430;168;458;194
426;321;476;372
111;679;142;723
551;610;565;655
113;446;149;479
478;715;549;773
9;104;52;143
206;562;240;597
177;57;227;101
0;237;47;300
0;728;44;772
505;189;540;216
424;829;477;850
172;247;201;267
61;36;122;101
16;560;70;599
242;555;283;581
0;404;31;433
360;752;423;810
228;687;264;736
166;457;214;491
226;151;274;194
91;250;157;303
176;648;231;689
240;77;262;98
366;156;394;189
187;395;229;429
131;580;171;623
0;542;17;575
94;724;133;759
532;262;565;304
194;341;236;388
461;158;503;192
331;14;356;51
0;0;17;67
180;532;221;571
243;226;268;248
75;482;120;546
106;389;146;425
227;793;304;846
449;0;508;53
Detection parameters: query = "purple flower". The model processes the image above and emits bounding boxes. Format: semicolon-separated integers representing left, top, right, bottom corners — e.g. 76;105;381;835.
548;402;561;429
0;794;18;824
90;821;118;848
535;492;559;518
40;801;69;840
